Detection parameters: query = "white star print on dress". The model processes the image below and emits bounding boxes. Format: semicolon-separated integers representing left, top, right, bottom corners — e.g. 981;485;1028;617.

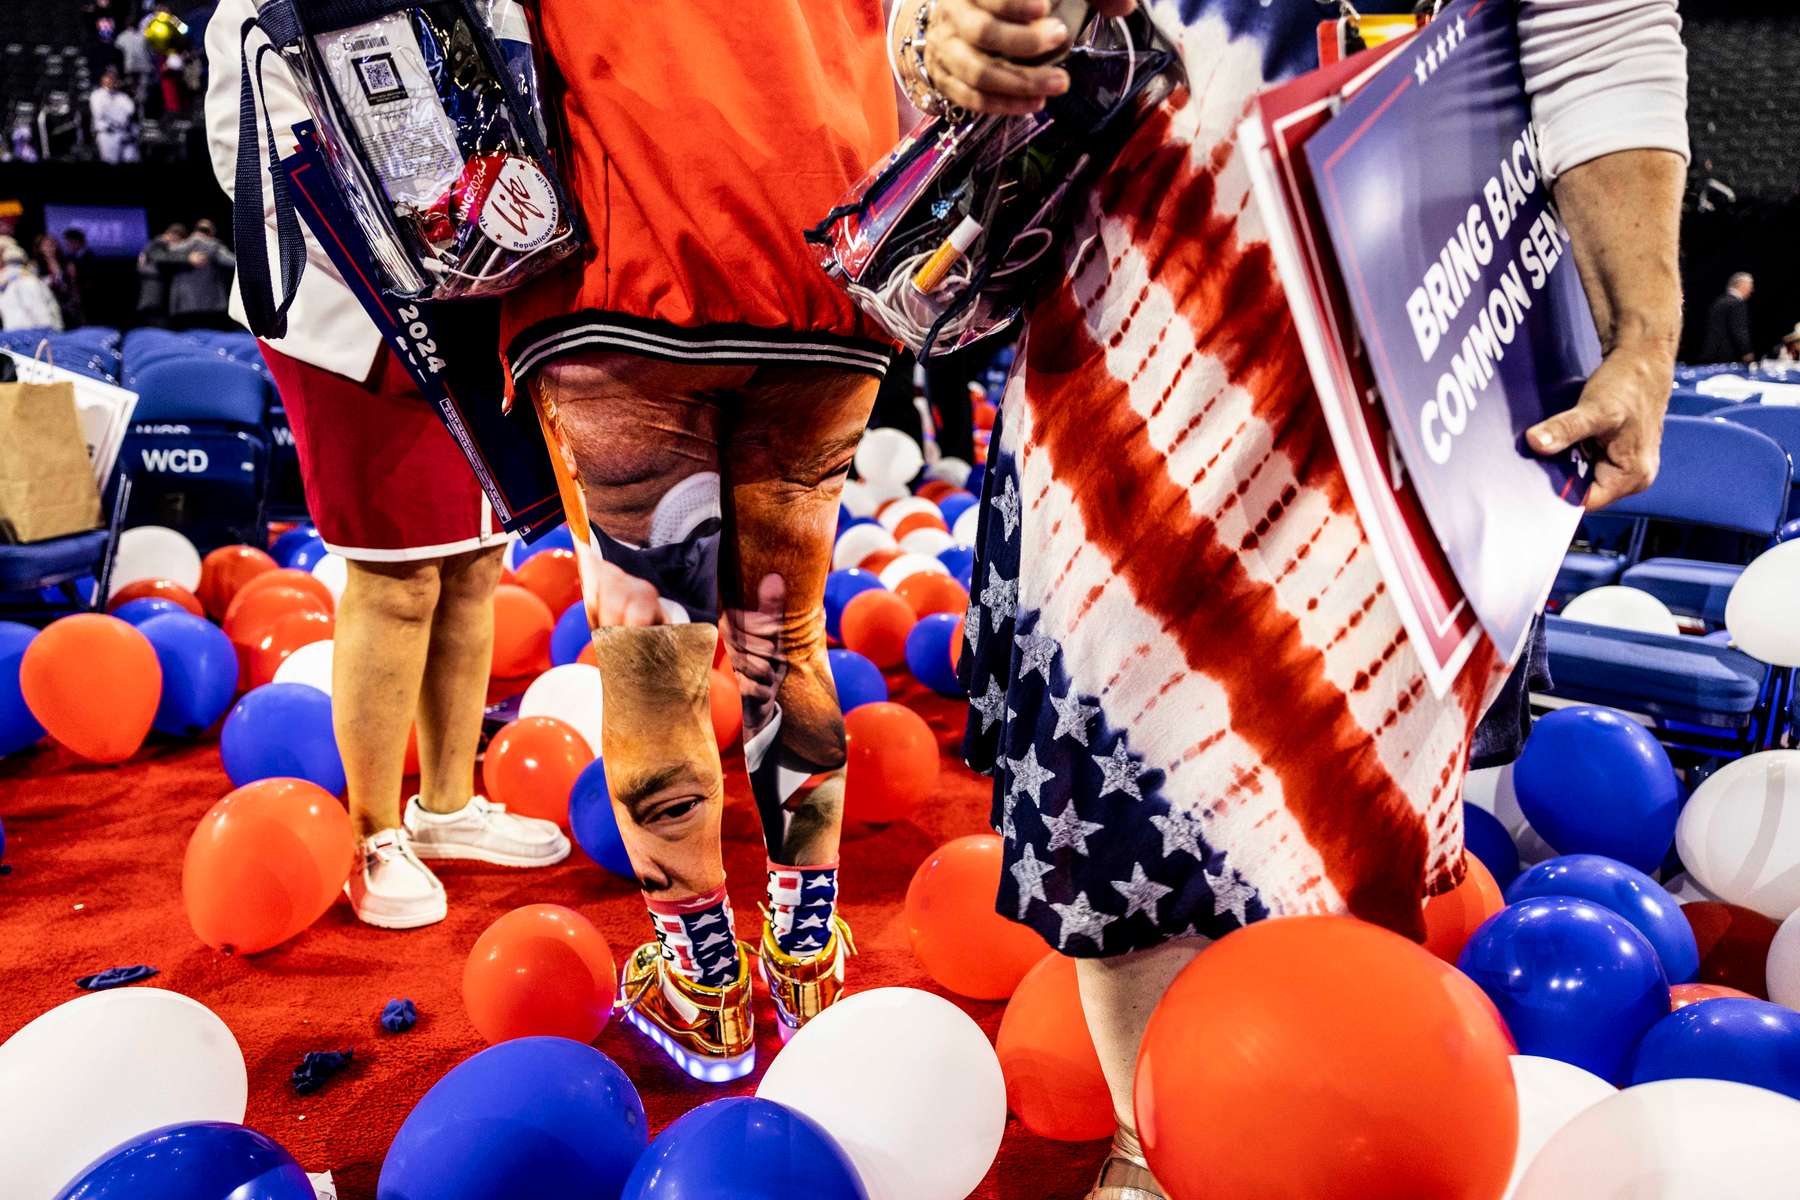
1148;811;1207;862
996;476;1021;539
1048;689;1099;746
1092;739;1145;802
979;563;1018;623
1049;891;1116;950
964;603;982;657
971;679;1008;733
1042;797;1104;856
1015;631;1058;683
1006;744;1057;807
1011;842;1055;918
1208;863;1257;924
1112;862;1174;922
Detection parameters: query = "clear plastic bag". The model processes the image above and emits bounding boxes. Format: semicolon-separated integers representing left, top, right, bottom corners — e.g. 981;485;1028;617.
807;12;1182;357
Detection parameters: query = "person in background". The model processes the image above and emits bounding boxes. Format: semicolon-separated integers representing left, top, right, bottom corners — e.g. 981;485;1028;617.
1774;323;1800;364
135;223;186;327
115;20;153;109
61;228;95;321
89;66;140;163
897;0;1688;1196
1700;271;1755;365
0;243;65;332
206;0;568;930
168;218;234;330
32;234;82;329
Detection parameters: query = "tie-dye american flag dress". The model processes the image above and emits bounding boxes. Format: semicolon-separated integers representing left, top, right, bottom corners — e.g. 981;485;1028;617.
960;0;1508;956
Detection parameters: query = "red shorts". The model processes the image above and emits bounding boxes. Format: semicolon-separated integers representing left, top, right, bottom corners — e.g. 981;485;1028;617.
260;344;508;561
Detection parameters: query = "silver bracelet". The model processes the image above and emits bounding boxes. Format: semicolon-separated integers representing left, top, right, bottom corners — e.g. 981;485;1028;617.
901;0;952;116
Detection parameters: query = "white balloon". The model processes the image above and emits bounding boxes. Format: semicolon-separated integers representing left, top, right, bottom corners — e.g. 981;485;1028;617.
657;598;690;625
863;479;912;513
878;552;951;590
839;479;878;519
833;524;897;572
1725;540;1800;667
1662;871;1722;904
757;988;1005;1200
1504;1056;1615;1200
878;497;943;533
1561;585;1680;636
310;552;349;603
951;505;980;548
517;663;603;756
108;524;201;594
0;989;247;1198
272;638;334;695
1770;910;1800;1011
1514;1078;1800;1199
899;527;956;558
1675;750;1800;921
855;428;925;488
925;456;971;488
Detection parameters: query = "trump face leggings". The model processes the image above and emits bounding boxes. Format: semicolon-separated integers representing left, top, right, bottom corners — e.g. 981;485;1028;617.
531;352;878;909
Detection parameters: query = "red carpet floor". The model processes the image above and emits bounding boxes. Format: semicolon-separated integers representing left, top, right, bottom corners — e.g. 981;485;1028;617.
0;679;1103;1199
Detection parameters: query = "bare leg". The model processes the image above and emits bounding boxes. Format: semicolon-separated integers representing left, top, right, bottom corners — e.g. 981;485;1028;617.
415;543;506;814
333;558;441;838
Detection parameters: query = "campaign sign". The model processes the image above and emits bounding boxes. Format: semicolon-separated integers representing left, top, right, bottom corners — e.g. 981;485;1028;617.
278;124;562;539
1306;0;1596;665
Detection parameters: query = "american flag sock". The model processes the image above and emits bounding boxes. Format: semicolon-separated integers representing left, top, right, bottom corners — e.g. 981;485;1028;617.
645;886;739;989
767;860;839;959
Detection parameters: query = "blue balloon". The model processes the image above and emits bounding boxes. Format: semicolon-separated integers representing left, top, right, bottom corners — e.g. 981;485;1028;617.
622;1097;867;1200
1457;896;1669;1084
1463;803;1519;888
936;490;977;531
54;1121;314;1200
513;524;575;568
138;613;238;737
1506;854;1700;983
220;683;345;795
284;535;329;573
824;569;885;641
0;621;45;757
570;757;635;879
936;544;976;581
905;612;965;696
270;525;320;567
963;463;986;498
379;1037;647;1200
954;562;973;592
111;597;186;627
1630;998;1800;1100
828;649;887;712
551;602;590;667
1512;706;1680;873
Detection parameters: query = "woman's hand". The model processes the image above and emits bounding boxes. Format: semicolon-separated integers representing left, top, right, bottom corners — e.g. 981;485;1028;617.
918;0;1137;115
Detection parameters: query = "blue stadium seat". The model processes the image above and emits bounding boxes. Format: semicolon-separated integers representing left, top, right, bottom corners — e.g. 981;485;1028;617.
1544;618;1767;717
1715;405;1800;521
1667;388;1733;419
1548;513;1635;608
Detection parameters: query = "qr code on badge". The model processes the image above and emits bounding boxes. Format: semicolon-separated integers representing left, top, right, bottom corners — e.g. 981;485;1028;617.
354;53;406;103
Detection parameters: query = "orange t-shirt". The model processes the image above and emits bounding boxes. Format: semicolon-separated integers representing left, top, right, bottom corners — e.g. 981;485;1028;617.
502;1;900;379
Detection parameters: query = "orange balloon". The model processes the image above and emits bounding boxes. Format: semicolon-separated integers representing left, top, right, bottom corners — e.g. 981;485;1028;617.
1136;916;1519;1200
840;589;917;669
915;480;957;503
403;723;420;776
107;577;204;617
514;547;583;616
1670;982;1756;1011
491;584;554;679
997;954;1114;1141
1684;900;1779;998
709;668;742;748
904;833;1049;1000
845;700;938;823
182;776;355;954
463;903;618;1044
857;547;903;577
895;572;969;619
893;511;949;541
950;619;964;670
482;715;593;825
1421;852;1504;962
233;567;336;618
242;610;335;691
224;584;331;690
974;400;997;430
20;614;161;762
197;544;279;620
577;641;597;667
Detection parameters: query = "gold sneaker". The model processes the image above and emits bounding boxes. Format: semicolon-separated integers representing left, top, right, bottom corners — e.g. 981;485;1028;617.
758;912;856;1039
616;939;756;1083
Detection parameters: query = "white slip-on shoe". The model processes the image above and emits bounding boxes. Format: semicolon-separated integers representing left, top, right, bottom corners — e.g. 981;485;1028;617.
402;795;572;868
346;828;447;930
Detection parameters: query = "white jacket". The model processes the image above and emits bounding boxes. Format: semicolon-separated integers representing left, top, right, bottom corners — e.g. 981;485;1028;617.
203;0;385;382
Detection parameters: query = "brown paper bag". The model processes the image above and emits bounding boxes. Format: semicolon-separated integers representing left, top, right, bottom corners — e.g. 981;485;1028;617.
0;380;104;543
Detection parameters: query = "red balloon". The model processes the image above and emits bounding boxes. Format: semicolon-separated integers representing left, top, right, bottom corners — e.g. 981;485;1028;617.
915;480;957;503
709;668;742;748
974;400;997;430
845;700;938;823
107;577;204;617
223;584;331;690
904;833;1049;999
840;589;917;669
577;641;597;667
857;547;903;578
463;903;617;1044
482;715;593;825
1421;853;1504;963
182;777;355;954
233;567;336;618
491;584;554;679
403;723;420;776
1669;982;1756;1010
1684;900;1779;998
514;547;583;616
895;572;969;619
242;610;335;691
998;954;1115;1141
893;511;949;541
197;544;279;620
1136;916;1519;1200
20;614;161;762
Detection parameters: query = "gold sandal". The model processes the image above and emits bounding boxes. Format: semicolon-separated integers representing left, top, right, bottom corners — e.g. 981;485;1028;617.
1087;1150;1166;1200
